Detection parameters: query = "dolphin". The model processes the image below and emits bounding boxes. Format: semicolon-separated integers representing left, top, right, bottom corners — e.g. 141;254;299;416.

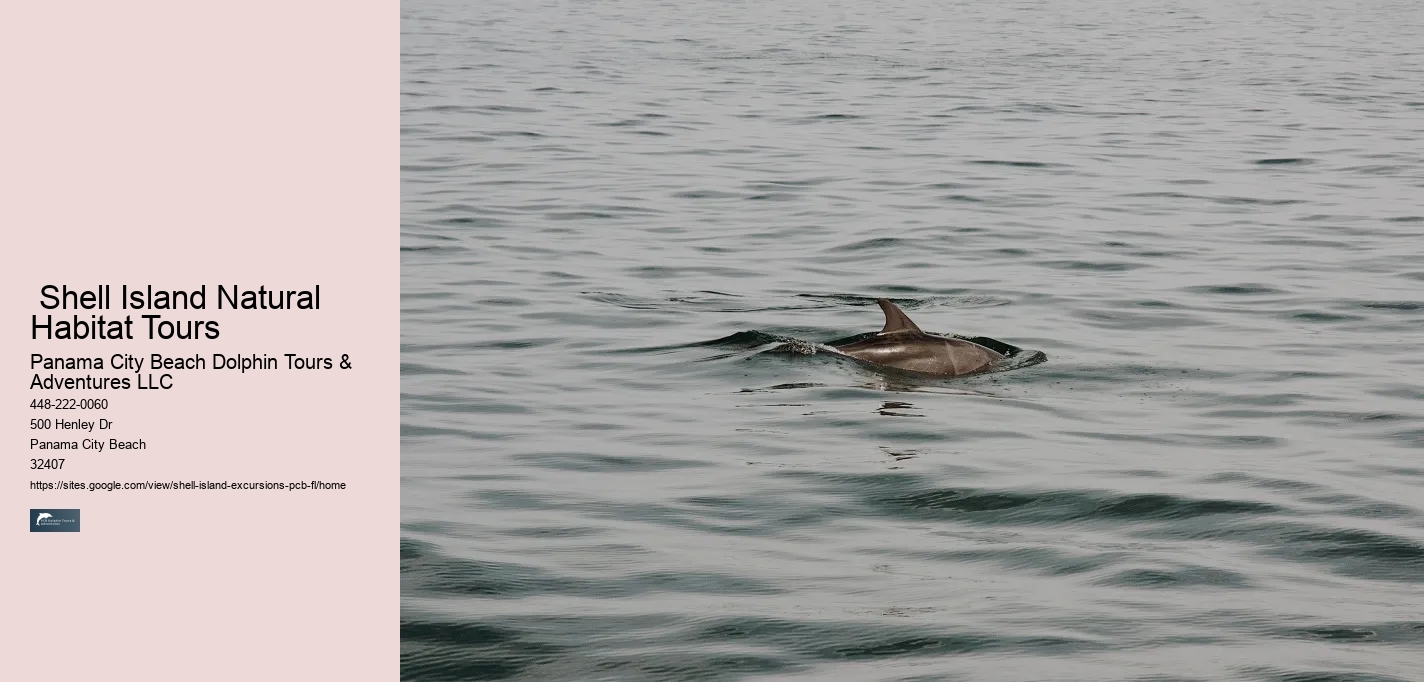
832;299;1004;377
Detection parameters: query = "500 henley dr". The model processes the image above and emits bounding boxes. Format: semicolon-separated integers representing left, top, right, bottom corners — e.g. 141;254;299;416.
31;285;320;340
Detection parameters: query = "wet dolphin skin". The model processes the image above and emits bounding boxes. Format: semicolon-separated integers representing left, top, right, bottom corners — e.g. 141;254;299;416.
832;299;1004;377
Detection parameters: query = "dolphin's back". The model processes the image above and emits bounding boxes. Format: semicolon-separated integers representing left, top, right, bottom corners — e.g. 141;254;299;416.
830;299;1004;377
835;331;1003;377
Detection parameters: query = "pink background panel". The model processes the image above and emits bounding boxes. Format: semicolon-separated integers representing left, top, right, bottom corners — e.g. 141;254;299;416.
2;2;397;679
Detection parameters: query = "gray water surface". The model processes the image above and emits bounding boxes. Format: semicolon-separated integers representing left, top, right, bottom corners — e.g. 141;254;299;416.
401;1;1424;679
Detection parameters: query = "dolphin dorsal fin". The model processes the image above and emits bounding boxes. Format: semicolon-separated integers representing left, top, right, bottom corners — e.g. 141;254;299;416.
876;298;922;334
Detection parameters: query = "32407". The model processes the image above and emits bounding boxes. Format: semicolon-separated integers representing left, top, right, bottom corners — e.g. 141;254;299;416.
32;459;65;470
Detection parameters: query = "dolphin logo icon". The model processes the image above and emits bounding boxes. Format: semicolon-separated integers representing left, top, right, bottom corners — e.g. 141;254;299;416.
36;513;53;525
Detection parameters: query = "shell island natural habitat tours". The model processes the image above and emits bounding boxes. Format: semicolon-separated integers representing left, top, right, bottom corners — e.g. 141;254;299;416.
401;1;1424;680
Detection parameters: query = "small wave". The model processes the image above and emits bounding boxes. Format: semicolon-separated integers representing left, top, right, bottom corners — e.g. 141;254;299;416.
1038;260;1144;272
969;159;1063;168
826;236;915;252
1184;283;1284;296
1254;157;1314;165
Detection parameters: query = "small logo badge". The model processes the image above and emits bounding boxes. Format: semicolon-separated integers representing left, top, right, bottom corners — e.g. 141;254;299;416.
31;509;80;532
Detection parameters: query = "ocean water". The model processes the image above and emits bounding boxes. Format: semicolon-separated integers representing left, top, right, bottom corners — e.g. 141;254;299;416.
400;1;1424;679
